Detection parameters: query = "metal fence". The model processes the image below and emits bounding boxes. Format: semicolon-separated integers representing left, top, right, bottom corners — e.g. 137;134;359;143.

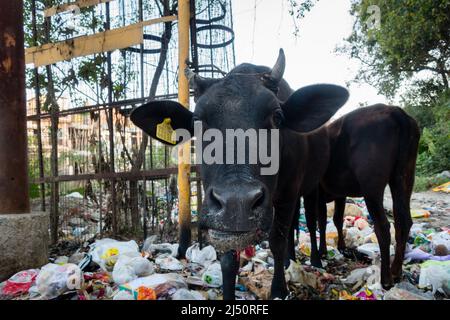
26;0;235;244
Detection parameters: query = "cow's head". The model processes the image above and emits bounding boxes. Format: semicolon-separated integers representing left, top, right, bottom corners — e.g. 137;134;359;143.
131;49;348;251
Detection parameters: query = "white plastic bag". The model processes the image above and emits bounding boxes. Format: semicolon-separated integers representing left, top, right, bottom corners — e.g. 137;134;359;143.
172;288;206;300
90;239;139;271
121;273;187;294
35;263;83;299
201;262;222;287
112;252;154;285
186;244;217;266
155;254;184;271
430;231;450;252
357;243;395;259
113;290;135;300
147;243;179;257
419;260;450;294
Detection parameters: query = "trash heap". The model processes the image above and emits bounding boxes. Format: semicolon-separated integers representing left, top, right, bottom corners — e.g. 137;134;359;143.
293;197;449;300
1;197;449;300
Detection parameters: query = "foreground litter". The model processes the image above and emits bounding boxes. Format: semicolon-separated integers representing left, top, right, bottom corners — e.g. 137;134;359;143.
1;196;449;300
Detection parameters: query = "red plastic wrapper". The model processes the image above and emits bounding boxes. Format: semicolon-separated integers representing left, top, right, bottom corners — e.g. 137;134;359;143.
1;269;39;296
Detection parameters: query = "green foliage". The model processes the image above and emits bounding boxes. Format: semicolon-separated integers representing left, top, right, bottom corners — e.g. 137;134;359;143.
341;0;450;98
287;0;320;36
343;1;450;185
408;91;450;176
413;175;449;193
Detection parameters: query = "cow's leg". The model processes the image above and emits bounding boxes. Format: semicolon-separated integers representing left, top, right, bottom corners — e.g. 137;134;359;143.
270;202;296;299
364;195;393;289
304;190;322;268
285;197;300;267
333;197;346;252
317;190;328;258
389;179;413;283
220;250;239;300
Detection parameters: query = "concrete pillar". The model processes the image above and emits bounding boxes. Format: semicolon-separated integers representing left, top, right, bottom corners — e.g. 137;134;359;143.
0;0;48;281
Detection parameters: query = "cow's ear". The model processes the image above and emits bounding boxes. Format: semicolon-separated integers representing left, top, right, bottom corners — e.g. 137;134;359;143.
185;68;221;101
130;100;193;145
281;84;349;132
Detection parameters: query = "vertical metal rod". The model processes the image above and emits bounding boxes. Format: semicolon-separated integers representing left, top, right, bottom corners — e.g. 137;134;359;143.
0;0;29;213
177;0;192;258
197;177;203;248
31;0;46;212
98;111;103;237
105;1;117;235
207;0;214;78
43;11;59;243
139;0;147;241
189;0;199;73
229;1;236;67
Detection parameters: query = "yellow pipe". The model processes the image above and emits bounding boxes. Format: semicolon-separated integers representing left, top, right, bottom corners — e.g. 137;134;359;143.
177;0;191;257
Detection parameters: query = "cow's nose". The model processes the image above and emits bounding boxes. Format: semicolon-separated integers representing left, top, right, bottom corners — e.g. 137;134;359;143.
209;185;265;214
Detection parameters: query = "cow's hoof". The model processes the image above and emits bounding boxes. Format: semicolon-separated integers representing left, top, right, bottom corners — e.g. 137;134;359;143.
270;287;288;300
310;258;323;269
319;248;327;258
391;264;403;283
284;258;293;268
392;272;403;284
382;282;394;290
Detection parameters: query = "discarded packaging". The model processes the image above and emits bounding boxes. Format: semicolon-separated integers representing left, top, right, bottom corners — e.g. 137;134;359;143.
186;244;217;266
172;288;206;300
112;252;154;285
155;254;184;271
418;260;450;294
36;263;83;299
201;262;222;287
1;269;39;297
90;239;139;271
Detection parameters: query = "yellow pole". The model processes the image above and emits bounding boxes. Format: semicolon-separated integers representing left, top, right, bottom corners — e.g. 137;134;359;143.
177;0;191;258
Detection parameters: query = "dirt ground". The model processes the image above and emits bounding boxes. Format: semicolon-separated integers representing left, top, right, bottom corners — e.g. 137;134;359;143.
384;188;450;228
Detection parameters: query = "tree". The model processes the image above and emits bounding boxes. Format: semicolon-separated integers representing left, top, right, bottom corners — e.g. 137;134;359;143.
340;0;450;98
341;0;450;177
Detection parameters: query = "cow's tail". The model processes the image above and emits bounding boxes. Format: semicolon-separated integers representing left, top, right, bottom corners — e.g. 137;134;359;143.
390;107;420;198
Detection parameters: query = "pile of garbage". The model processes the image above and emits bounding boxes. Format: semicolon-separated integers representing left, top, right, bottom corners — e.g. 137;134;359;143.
2;196;449;300
293;197;449;300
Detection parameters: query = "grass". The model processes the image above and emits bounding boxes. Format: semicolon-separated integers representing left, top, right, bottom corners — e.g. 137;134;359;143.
414;175;449;192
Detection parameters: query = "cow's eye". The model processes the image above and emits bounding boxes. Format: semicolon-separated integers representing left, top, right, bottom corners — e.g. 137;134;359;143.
273;109;284;128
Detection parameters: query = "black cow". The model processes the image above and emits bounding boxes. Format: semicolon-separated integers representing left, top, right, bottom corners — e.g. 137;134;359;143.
131;49;349;299
289;105;420;289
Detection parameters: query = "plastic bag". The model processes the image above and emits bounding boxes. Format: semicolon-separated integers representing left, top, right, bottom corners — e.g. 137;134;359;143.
155;254;184;271
172;288;206;300
90;239;139;271
113;290;135;300
357;243;394;259
1;269;39;296
384;282;433;300
146;243;179;257
345;227;363;247
186;244;217;266
120;273;187;299
112;252;154;285
431;231;450;253
201;262;222;287
142;235;158;252
36;263;83;299
419;260;450;294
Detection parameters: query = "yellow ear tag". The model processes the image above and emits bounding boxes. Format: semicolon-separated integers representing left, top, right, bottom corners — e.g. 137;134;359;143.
156;118;176;145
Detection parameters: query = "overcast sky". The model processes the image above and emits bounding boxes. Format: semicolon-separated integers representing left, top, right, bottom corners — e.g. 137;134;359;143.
231;0;388;116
